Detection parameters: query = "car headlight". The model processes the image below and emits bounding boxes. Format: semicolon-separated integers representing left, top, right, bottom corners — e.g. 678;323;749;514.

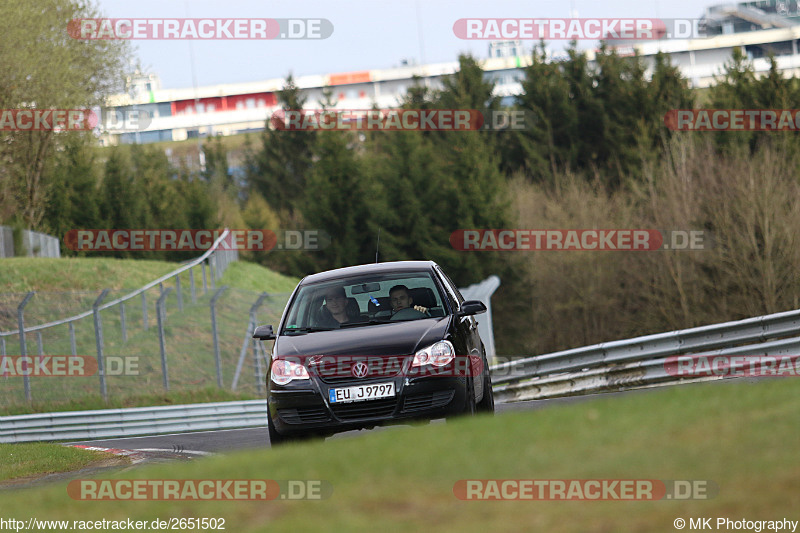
413;340;455;367
271;358;310;385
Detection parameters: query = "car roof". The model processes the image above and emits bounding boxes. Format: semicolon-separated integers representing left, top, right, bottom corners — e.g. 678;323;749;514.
300;260;440;285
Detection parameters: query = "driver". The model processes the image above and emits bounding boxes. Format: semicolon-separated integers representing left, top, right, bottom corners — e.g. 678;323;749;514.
389;285;428;316
316;285;355;327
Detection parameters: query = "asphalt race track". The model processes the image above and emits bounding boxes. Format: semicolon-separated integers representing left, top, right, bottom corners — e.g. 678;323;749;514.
65;395;615;456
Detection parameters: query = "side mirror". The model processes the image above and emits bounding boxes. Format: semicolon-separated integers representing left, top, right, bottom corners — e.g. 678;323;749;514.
253;324;276;340
458;300;487;316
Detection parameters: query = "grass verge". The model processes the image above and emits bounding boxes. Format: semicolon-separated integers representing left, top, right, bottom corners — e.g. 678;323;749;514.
1;258;297;414
0;378;797;531
0;257;298;294
0;444;122;483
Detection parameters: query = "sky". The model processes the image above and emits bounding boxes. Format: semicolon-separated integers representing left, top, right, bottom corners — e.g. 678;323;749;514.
95;0;719;90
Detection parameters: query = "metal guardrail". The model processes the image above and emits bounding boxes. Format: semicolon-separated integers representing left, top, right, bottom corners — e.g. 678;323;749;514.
0;400;267;443
491;307;800;403
4;302;799;442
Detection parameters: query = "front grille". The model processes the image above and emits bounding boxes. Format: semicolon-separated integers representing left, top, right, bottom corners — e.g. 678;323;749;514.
402;390;455;413
330;398;398;420
310;356;407;384
277;406;331;424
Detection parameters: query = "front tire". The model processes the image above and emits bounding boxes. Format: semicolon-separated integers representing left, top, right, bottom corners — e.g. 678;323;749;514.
476;354;495;415
268;410;320;445
267;409;290;446
447;376;476;422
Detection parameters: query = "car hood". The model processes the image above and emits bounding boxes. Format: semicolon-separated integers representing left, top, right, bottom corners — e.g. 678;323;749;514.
275;317;450;356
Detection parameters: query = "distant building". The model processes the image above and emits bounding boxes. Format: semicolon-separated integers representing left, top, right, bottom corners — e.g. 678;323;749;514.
488;40;524;58
99;1;800;146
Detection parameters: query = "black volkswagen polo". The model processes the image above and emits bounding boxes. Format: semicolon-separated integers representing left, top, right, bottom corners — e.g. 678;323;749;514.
253;260;494;444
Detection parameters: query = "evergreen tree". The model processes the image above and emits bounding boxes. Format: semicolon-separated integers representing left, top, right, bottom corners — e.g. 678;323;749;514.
44;133;103;246
510;42;579;181
364;131;446;262
99;147;147;257
429;54;511;283
246;74;315;214
302;129;372;270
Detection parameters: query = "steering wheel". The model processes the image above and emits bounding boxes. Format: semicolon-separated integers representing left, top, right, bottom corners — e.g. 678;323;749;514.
390;307;426;321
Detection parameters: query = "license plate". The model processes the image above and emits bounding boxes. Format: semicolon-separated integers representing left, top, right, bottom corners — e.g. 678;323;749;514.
329;382;395;403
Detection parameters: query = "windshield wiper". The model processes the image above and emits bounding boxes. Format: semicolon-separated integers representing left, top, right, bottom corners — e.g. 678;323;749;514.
339;318;391;328
282;326;338;335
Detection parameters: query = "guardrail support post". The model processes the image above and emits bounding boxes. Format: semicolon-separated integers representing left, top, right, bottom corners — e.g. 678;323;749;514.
209;287;228;389
202;263;208;295
36;331;43;358
157;288;172;392
231;293;268;392
176;275;184;312
93;289;110;401
69;322;77;357
1;336;7;379
17;292;35;402
119;302;127;343
250;293;269;395
210;256;217;291
190;268;197;304
141;292;148;332
159;284;168;326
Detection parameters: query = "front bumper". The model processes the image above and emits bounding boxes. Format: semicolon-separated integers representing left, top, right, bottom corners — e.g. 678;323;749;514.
268;374;469;436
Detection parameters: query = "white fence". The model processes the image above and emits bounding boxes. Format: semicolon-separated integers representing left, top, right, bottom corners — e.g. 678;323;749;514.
0;226;60;258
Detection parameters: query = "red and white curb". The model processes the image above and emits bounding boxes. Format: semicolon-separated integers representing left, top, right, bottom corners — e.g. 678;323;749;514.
68;445;149;464
67;445;213;463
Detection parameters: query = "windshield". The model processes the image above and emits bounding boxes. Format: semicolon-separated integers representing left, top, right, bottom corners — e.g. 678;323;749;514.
282;271;447;334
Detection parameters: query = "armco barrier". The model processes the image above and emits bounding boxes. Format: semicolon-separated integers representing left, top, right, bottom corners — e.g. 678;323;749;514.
0;400;267;443
491;307;800;402
3;305;800;442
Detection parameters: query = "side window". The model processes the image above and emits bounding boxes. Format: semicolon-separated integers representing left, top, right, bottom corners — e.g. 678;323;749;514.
435;267;463;311
285;292;310;328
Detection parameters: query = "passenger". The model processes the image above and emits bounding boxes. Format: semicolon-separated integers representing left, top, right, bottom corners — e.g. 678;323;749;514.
389;285;428;316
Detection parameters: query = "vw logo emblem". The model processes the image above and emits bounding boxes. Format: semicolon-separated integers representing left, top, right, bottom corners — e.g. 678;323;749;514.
352;361;369;378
